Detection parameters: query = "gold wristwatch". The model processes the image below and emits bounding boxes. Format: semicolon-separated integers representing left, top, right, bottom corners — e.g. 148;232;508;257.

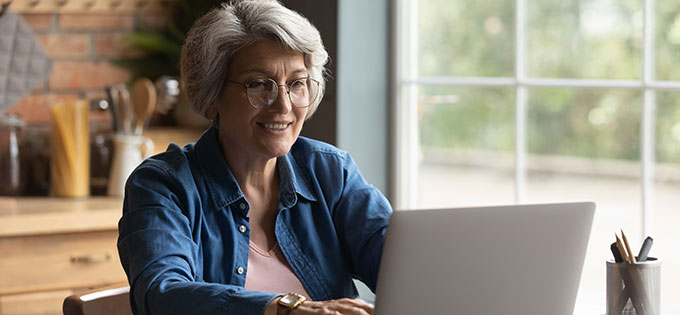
277;293;306;315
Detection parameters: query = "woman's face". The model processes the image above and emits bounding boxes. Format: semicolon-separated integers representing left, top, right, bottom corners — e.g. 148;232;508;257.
216;40;309;161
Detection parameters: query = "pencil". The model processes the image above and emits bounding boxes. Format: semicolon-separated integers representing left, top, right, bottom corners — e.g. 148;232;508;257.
621;229;637;263
615;234;630;263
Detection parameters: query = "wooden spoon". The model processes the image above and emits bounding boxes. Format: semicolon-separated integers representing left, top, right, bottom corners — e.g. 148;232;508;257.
131;77;157;135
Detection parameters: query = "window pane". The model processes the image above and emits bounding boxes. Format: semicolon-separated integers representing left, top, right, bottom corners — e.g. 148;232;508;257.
527;0;642;79
654;91;680;303
656;92;680;163
656;1;680;81
418;0;515;77
417;86;515;208
526;88;642;293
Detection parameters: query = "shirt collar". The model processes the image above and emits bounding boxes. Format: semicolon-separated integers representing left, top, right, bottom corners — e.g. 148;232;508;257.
193;126;244;212
277;152;317;207
193;126;317;213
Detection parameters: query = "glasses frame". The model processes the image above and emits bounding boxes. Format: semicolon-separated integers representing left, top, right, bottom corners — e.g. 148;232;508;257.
226;77;322;109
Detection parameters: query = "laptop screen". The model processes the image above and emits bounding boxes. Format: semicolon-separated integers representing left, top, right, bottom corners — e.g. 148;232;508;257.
374;202;595;315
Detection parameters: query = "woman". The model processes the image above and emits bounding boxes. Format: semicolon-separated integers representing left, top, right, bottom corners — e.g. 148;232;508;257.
117;1;392;314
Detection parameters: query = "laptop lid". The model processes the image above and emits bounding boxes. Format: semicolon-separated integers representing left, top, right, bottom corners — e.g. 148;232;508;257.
373;202;595;315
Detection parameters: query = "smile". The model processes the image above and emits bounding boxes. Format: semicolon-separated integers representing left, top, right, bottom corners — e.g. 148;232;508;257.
259;122;290;131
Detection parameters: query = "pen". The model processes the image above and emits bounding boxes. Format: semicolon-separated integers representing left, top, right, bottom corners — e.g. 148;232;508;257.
610;242;624;263
637;236;654;262
620;229;637;263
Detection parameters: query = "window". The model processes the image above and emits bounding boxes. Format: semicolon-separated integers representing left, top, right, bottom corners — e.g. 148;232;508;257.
393;0;680;306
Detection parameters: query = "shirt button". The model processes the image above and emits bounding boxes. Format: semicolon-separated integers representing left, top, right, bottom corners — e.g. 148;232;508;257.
237;266;244;275
238;225;247;233
239;203;246;210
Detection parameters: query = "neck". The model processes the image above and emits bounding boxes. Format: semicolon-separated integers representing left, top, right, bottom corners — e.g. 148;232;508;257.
218;139;278;199
226;151;277;193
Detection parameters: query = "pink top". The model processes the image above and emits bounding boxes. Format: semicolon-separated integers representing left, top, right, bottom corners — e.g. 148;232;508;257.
244;241;312;300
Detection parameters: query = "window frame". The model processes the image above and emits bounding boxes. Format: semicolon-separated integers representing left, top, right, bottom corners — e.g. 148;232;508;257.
391;0;680;241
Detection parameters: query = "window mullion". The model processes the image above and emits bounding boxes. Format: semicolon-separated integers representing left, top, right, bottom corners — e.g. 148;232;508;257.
640;0;656;240
515;88;527;203
393;0;419;210
515;0;527;203
641;91;656;240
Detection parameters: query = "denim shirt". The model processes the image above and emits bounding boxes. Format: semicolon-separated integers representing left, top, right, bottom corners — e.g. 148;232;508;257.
117;126;393;315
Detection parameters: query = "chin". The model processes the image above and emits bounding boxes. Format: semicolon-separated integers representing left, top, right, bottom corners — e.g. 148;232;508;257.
262;141;295;158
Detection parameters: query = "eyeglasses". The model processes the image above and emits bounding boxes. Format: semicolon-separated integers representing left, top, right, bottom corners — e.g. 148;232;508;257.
226;77;321;109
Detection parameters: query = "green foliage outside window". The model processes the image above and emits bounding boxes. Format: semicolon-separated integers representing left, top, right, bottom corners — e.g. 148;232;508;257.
417;0;680;164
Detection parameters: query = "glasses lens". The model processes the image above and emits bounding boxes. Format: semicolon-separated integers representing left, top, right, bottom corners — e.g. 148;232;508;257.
246;79;277;108
289;78;319;108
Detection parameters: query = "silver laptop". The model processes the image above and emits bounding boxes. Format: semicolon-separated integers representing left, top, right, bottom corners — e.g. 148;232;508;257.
373;202;595;315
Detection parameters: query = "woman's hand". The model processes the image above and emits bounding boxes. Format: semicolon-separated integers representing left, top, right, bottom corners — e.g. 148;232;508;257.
265;297;374;315
292;298;373;314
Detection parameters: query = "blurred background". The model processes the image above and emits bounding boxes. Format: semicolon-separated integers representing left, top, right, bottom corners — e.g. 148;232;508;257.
1;0;679;313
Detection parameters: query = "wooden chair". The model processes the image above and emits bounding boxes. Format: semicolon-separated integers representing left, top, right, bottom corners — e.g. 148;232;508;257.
62;283;132;315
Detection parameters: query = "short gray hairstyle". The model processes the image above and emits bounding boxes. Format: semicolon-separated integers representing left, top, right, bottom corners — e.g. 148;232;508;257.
180;0;329;120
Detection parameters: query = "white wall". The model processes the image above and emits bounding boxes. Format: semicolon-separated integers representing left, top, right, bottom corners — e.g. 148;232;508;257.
337;0;391;197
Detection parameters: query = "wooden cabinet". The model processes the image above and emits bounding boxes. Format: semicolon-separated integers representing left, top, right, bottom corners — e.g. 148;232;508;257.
0;128;203;314
0;198;127;315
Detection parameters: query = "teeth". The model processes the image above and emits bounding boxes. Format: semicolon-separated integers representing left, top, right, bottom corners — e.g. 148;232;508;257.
263;123;287;130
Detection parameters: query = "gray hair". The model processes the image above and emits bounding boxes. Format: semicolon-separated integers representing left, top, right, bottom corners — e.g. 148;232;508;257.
180;0;329;121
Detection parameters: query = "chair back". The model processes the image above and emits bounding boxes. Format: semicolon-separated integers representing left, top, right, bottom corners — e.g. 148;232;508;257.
63;283;132;315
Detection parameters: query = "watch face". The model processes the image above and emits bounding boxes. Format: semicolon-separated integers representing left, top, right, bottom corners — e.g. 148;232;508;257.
279;293;306;308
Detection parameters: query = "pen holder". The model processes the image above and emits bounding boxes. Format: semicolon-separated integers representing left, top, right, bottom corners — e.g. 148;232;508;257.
606;258;661;315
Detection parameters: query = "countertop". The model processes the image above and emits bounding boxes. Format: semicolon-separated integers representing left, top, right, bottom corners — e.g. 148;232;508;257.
0;128;203;238
0;197;123;237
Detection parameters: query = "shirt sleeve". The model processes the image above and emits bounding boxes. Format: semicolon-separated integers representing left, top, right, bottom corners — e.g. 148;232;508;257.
117;160;278;315
331;151;393;292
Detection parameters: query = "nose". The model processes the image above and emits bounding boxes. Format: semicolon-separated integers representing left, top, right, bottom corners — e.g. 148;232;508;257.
268;84;292;114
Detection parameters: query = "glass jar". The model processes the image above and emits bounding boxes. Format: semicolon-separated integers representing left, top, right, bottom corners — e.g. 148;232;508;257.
0;114;27;195
24;122;51;196
90;118;113;195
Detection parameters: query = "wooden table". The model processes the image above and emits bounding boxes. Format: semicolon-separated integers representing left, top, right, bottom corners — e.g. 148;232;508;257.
0;197;127;315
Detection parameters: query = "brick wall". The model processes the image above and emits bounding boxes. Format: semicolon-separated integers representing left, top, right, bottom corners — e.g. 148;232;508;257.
7;10;171;123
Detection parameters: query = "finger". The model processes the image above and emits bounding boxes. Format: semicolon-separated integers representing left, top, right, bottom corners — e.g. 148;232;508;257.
321;299;372;315
328;302;371;315
335;298;374;313
292;299;373;315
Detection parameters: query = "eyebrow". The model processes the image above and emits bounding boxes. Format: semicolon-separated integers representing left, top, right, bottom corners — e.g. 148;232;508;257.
239;68;308;78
